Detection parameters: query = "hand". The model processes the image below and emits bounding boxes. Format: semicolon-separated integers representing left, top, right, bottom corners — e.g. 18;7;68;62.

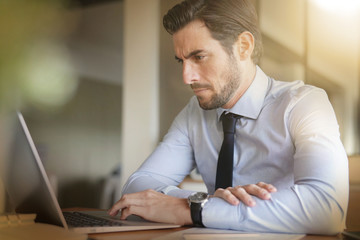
213;182;277;207
108;189;192;226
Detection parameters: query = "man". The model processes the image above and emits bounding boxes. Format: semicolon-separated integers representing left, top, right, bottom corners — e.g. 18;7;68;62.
109;0;348;234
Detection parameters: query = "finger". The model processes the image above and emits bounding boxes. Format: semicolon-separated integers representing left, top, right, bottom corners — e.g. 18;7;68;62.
108;201;124;216
230;186;256;207
120;206;144;220
241;184;271;200
256;182;277;193
108;208;120;217
108;198;125;216
108;193;143;216
214;188;240;205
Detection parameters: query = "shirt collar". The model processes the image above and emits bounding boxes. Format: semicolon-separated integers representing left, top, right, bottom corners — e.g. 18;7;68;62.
216;66;269;121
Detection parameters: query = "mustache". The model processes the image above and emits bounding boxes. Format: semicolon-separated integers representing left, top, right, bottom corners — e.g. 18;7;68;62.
191;83;212;90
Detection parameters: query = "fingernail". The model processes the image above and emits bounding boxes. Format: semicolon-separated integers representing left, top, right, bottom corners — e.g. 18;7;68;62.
108;209;115;216
269;187;277;192
248;200;256;206
263;192;271;198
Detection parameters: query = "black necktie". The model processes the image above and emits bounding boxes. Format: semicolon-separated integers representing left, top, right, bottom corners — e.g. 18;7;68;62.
215;112;240;189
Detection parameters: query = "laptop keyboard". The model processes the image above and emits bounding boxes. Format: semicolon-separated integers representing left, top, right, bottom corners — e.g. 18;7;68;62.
63;211;123;227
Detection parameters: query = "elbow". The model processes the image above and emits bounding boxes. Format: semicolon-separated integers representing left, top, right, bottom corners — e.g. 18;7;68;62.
316;215;344;235
305;202;346;235
286;210;345;235
292;182;348;235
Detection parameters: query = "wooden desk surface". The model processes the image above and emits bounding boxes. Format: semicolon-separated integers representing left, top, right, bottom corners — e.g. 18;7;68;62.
88;227;187;240
88;228;347;240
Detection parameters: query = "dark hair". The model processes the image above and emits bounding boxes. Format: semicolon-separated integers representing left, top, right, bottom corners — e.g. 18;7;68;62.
163;0;263;64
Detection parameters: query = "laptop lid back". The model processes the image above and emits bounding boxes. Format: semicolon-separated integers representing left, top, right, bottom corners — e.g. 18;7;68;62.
2;112;67;228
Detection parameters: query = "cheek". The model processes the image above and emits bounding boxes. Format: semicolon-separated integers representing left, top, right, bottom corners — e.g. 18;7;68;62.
211;64;230;90
202;64;222;83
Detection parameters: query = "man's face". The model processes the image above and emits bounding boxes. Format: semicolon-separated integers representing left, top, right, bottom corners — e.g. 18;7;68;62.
172;20;242;110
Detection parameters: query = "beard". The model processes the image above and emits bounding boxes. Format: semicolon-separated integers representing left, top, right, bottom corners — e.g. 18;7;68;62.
193;56;241;110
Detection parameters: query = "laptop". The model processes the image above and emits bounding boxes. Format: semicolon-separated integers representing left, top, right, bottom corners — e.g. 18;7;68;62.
343;231;360;240
1;112;180;233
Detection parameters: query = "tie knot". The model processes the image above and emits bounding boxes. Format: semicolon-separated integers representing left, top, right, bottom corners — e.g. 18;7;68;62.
221;112;240;134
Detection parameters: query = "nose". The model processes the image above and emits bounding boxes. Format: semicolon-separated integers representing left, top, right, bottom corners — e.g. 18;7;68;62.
182;62;199;85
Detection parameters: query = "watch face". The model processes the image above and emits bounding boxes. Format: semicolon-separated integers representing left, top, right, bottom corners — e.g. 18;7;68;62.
189;192;208;203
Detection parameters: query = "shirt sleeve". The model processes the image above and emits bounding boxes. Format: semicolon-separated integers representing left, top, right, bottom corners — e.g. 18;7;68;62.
202;88;349;235
121;102;197;199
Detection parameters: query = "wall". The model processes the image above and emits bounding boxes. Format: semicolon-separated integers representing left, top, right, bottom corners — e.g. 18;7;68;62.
118;0;161;197
66;0;123;85
20;1;124;208
259;0;360;154
24;78;122;208
307;1;360;154
259;0;306;82
4;0;163;208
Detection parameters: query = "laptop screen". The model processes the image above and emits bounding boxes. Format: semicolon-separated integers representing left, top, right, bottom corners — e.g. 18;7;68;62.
1;112;67;228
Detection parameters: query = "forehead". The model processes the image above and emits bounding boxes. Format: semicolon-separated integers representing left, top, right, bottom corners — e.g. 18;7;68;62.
172;20;224;57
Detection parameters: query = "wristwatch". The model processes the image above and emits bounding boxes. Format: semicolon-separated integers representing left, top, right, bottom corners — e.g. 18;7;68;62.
187;192;209;227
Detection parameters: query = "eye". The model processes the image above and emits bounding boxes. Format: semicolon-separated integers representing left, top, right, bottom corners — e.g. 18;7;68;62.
175;56;183;64
195;55;204;61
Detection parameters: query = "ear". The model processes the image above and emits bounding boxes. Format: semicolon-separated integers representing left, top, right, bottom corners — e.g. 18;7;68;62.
235;31;254;61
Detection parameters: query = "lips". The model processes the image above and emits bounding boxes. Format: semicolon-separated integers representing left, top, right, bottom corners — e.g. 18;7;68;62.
191;83;212;94
191;87;208;97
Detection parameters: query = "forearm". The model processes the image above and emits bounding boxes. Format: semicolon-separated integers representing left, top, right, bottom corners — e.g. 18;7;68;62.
203;183;347;234
203;144;348;234
122;171;195;198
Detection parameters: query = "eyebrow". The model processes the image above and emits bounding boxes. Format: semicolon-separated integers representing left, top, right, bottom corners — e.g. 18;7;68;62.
175;49;205;61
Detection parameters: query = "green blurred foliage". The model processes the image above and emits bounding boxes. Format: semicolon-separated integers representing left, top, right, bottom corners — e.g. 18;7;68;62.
0;0;78;114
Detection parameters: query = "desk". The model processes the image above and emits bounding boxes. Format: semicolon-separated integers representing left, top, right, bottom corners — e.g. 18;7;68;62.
88;227;187;240
88;228;347;240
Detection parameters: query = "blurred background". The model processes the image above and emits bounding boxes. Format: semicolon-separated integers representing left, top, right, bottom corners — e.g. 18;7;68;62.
0;0;359;212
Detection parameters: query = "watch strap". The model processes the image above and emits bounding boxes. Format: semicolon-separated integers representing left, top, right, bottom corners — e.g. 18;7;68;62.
190;202;204;227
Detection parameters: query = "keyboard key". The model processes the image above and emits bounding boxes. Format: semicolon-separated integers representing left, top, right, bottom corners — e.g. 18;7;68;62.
63;212;123;227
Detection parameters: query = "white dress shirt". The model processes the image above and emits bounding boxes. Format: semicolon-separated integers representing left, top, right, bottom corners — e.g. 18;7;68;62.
122;66;349;234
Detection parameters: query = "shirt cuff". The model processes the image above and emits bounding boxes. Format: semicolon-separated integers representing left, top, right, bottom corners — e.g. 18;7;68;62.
160;186;195;198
